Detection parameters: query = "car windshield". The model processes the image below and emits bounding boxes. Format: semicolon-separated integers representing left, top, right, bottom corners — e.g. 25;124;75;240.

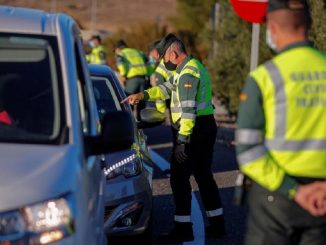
0;34;62;143
91;76;122;120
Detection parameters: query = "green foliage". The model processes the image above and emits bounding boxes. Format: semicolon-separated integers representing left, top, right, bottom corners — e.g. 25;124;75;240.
170;0;326;113
168;0;216;59
103;21;167;68
310;0;326;52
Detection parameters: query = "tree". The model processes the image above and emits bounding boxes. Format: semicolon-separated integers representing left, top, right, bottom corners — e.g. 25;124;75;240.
310;0;326;52
170;0;326;113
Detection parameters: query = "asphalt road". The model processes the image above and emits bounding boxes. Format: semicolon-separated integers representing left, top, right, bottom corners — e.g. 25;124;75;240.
109;125;246;245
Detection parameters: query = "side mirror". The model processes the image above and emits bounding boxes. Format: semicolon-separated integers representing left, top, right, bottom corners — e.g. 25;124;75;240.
137;107;165;129
86;111;134;155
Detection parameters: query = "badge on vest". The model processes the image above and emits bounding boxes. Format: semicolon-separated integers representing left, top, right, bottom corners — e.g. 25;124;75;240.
184;83;192;88
240;92;248;102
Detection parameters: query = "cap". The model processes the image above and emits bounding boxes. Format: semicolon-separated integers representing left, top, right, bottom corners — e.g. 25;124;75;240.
268;0;309;13
156;33;179;58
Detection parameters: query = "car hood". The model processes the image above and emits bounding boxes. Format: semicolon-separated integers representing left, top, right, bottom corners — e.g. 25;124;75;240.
0;143;80;212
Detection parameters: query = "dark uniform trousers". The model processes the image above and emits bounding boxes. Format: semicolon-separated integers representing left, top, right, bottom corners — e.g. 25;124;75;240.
246;182;326;245
170;114;223;216
125;75;148;120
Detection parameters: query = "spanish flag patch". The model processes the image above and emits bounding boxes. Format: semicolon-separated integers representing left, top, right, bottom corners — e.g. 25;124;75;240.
240;92;248;102
184;83;192;88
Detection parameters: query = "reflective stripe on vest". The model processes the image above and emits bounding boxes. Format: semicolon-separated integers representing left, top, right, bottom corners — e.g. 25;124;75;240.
265;61;326;151
119;48;147;77
170;101;212;113
184;65;206;104
265;61;287;138
157;63;174;81
237;145;267;166
158;84;170;99
170;64;211;114
236;129;263;144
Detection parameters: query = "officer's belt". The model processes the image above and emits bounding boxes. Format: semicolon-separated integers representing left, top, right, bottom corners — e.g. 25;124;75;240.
291;176;326;185
126;75;146;80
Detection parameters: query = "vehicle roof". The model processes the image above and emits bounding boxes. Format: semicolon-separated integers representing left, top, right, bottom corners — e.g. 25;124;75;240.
0;6;75;35
88;64;116;78
88;64;129;110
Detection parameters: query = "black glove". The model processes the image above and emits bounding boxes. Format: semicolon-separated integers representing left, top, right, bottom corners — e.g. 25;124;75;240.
174;143;188;163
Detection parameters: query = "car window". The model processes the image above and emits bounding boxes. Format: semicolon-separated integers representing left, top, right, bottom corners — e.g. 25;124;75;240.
91;77;122;119
0;34;63;144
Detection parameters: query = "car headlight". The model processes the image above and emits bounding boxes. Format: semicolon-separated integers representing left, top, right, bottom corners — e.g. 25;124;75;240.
104;153;142;179
23;198;72;232
0;198;73;244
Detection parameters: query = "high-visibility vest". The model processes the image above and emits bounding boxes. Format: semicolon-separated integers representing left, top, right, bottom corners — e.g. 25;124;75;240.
116;48;147;78
87;45;107;65
170;58;214;137
145;57;214;139
154;60;175;114
237;46;326;191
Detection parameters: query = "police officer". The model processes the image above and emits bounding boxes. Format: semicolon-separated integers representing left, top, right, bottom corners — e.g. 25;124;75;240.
86;35;107;65
115;39;148;120
122;34;225;242
236;1;326;244
147;40;175;114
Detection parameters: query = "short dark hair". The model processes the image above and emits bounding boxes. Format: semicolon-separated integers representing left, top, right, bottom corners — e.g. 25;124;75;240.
268;9;311;33
148;40;161;52
170;39;187;55
91;35;101;43
115;39;127;49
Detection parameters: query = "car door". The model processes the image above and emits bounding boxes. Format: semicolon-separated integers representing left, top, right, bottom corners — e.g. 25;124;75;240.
106;72;150;154
104;72;153;185
74;39;105;245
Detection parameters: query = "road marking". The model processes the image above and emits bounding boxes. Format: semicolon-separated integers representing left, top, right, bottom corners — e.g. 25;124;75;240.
149;149;170;172
149;149;205;245
152;170;240;196
184;192;205;245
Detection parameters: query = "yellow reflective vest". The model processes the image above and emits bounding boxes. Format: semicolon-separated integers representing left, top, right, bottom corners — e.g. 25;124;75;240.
152;60;175;114
236;44;326;197
87;45;107;65
144;56;214;143
116;48;147;78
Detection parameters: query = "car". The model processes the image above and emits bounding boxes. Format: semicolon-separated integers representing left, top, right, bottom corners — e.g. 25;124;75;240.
0;6;134;245
89;64;163;240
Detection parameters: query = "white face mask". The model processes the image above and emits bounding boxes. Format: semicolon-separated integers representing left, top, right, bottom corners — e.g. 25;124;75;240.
266;29;277;51
89;41;96;48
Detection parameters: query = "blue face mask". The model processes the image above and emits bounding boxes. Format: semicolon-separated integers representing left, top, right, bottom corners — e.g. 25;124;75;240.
89;41;95;48
148;56;156;65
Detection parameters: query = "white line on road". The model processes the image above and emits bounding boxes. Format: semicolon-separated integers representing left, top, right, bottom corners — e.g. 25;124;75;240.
149;149;170;172
184;192;205;245
149;149;205;245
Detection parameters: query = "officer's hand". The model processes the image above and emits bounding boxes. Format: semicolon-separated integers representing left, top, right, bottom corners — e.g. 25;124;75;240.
121;92;144;105
174;143;188;163
294;182;326;216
